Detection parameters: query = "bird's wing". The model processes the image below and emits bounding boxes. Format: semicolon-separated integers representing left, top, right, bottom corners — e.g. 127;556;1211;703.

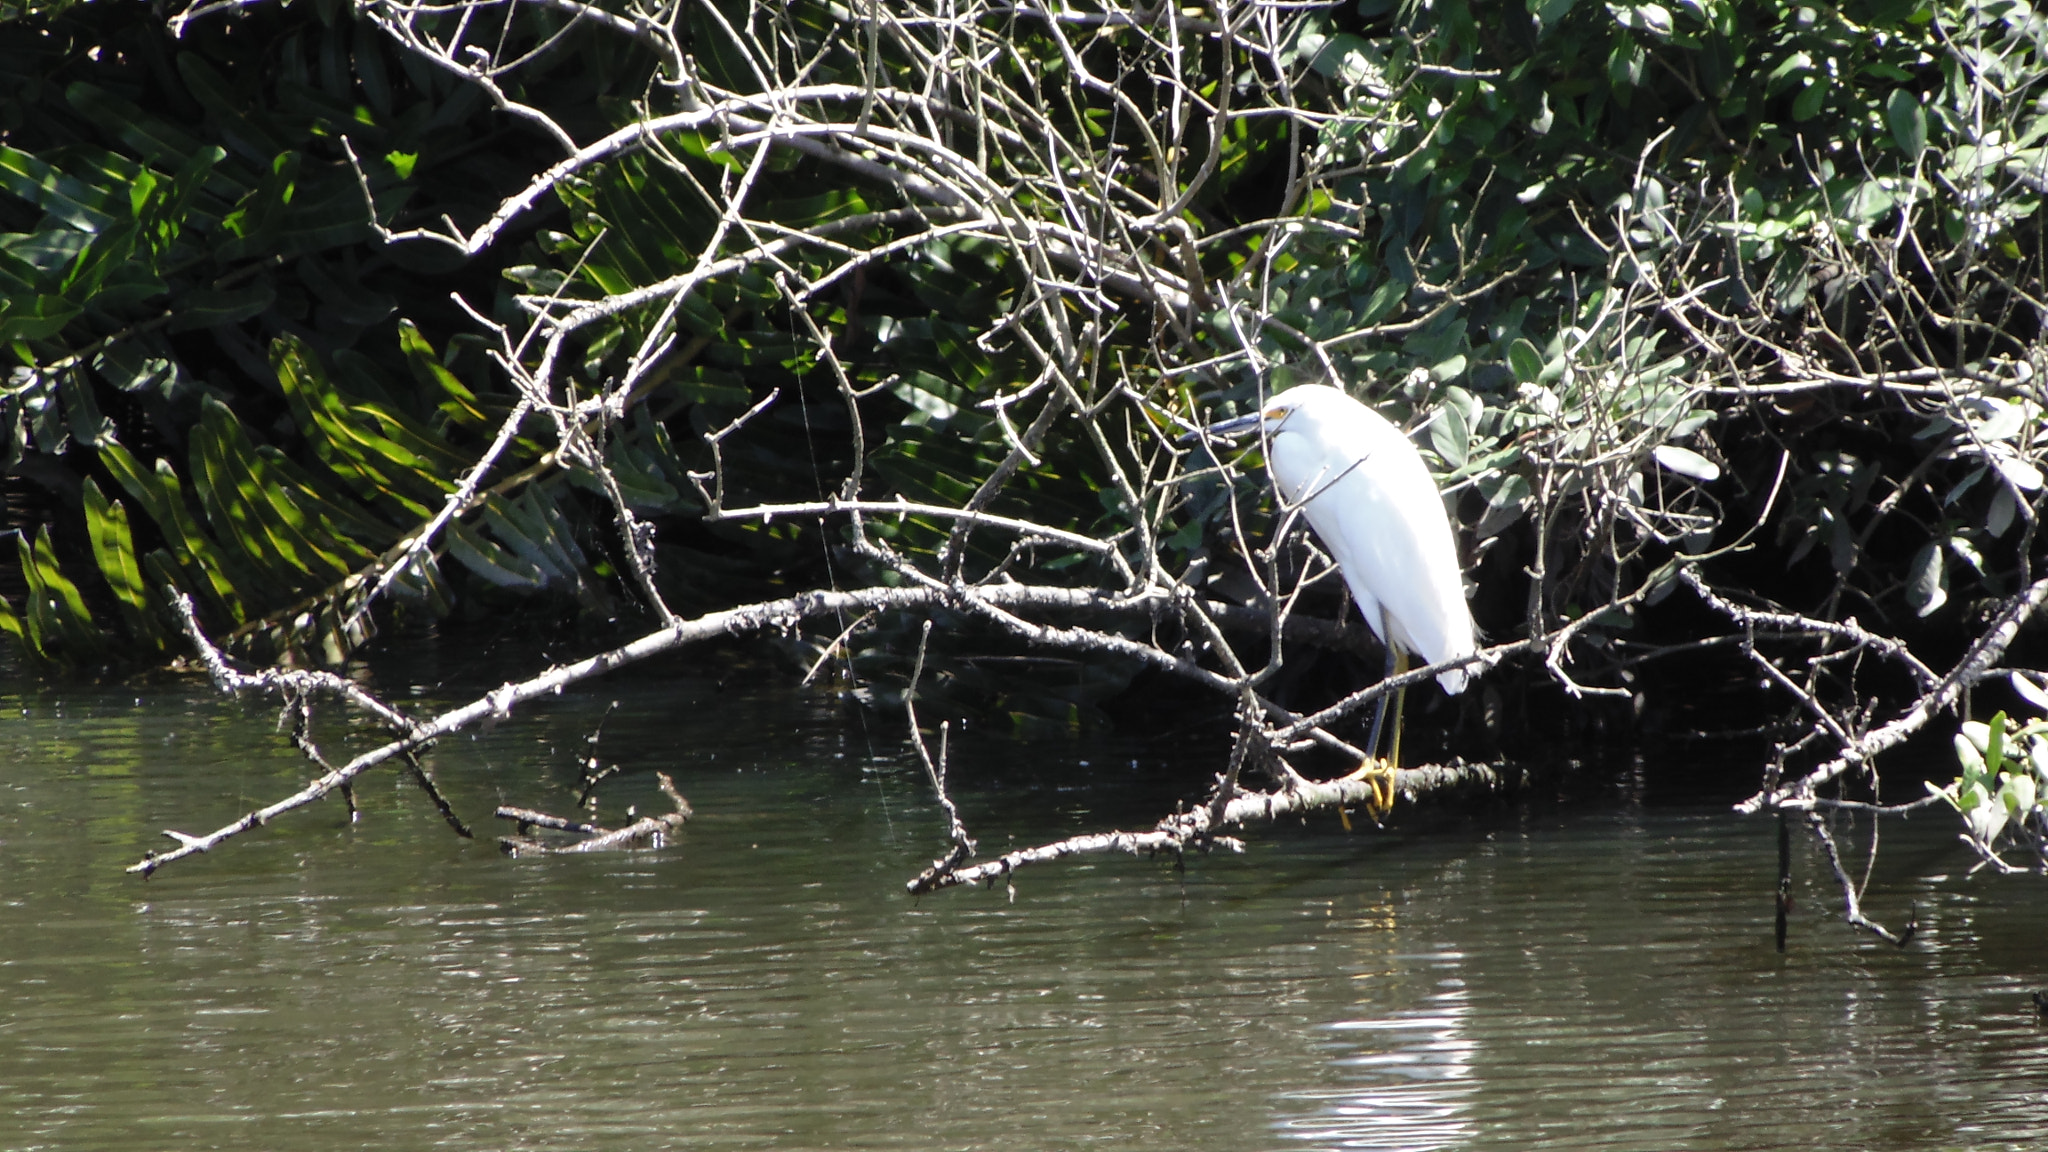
1291;431;1476;693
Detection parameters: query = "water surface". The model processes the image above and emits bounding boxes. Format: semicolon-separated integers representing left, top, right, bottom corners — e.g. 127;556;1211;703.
3;655;2045;1150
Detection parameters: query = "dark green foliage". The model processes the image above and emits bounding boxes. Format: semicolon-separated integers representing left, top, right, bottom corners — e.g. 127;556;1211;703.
0;1;689;666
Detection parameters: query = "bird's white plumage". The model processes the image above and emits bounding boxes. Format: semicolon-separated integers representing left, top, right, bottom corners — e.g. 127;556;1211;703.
1253;384;1477;693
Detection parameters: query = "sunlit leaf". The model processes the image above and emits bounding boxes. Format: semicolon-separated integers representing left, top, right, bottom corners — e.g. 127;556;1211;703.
1430;396;1470;470
1650;444;1720;482
0;145;120;232
1907;539;1947;617
18;527;102;660
2011;671;2048;712
84;477;170;650
1992;451;2043;492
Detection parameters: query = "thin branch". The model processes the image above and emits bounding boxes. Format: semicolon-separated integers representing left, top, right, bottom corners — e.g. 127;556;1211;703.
911;759;1503;894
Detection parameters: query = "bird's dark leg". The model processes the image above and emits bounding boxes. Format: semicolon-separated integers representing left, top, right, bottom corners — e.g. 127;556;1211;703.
1341;643;1404;822
1363;641;1397;762
1388;665;1410;771
1370;650;1408;819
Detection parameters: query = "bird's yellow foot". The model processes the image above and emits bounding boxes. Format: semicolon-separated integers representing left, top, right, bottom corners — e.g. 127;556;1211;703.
1338;758;1398;823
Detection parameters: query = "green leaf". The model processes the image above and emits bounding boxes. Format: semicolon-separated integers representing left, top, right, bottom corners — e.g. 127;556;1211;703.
1993;482;2026;538
1973;399;2027;442
1791;80;1827;122
483;489;586;587
398;319;489;426
64;83;216;182
97;440;250;625
1963;785;2008;842
94;341;184;397
191;396;363;593
176;52;290;161
1887;89;1928;159
18;527;103;660
1633;3;1674;37
352;20;395;116
1993;452;2043;492
216;151;303;259
266;171;375;257
297;256;395;326
1474;471;1532;539
1507;338;1544;385
127;169;159;219
252;445;403;549
1359;278;1407;324
1955;731;1986;776
168;282;277;332
0;294;84;342
446;519;547;589
84;476;170;650
2011;671;2048;712
1305;33;1378;86
188;408;302;595
5;228;91;278
1650;444;1720;482
1906;538;1947;617
58;368;113;447
1531;0;1578;36
0;589;25;656
759;187;872;229
273;335;449;512
2001;770;2037;816
1431;397;1470;470
890;372;964;424
1487;471;1531;509
0;146;121;232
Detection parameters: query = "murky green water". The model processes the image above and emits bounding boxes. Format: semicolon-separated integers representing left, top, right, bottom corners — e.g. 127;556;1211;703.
4;649;2046;1150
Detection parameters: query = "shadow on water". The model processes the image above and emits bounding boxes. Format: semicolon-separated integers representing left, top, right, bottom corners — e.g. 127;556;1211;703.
3;641;2046;1150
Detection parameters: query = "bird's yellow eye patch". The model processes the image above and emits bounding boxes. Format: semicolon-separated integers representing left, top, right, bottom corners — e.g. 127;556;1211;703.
1264;406;1286;419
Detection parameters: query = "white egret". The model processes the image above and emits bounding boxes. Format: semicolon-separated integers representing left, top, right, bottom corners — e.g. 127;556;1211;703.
1201;383;1478;815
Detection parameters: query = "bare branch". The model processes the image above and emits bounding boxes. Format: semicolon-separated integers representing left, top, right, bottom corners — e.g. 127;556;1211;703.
911;759;1503;894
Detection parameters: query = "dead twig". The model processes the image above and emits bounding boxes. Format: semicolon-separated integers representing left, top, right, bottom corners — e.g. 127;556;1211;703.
496;773;692;855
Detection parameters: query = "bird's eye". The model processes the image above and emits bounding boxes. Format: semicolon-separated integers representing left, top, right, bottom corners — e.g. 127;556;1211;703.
1264;406;1285;420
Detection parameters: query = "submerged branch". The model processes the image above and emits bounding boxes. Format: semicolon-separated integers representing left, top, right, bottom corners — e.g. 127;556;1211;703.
496;773;693;855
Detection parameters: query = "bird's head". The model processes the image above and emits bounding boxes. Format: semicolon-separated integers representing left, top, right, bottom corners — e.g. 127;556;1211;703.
1187;384;1346;442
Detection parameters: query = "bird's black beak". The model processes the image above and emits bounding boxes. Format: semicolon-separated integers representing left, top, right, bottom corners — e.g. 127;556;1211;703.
1178;411;1263;445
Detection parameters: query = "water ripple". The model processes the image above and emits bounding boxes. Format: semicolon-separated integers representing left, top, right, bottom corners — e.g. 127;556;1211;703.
3;682;2046;1149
